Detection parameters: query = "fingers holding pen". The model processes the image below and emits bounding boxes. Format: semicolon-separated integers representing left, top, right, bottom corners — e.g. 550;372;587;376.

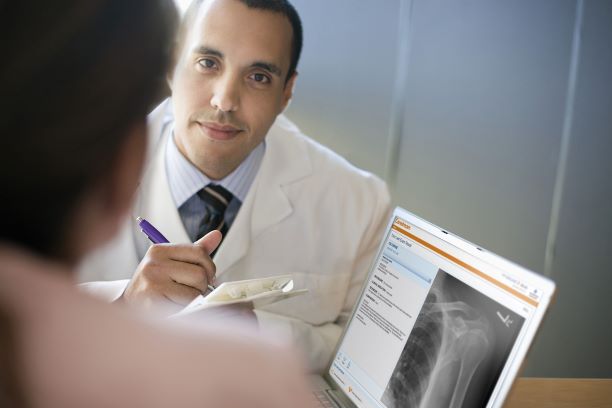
120;241;219;311
193;230;222;285
159;243;217;289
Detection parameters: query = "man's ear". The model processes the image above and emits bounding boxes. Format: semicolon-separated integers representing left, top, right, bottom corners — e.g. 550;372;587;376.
281;72;298;112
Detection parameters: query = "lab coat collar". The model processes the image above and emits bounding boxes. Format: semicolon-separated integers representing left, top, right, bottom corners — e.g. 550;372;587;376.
213;114;312;275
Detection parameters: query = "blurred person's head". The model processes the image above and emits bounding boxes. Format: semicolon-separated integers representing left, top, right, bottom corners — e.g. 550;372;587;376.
0;0;177;266
168;0;303;180
1;1;177;406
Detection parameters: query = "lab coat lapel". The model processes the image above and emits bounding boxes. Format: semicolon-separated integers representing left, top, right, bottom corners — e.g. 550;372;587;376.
213;115;312;275
135;123;191;256
212;180;254;275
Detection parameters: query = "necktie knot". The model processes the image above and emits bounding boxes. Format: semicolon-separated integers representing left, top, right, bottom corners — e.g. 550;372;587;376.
195;184;233;254
197;184;233;214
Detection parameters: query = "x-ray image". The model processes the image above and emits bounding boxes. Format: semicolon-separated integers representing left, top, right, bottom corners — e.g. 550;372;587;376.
381;269;525;408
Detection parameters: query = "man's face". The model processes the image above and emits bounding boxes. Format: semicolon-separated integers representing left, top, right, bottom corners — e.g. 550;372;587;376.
170;0;295;180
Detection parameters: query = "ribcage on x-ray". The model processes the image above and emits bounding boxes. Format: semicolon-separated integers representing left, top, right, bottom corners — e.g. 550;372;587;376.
384;291;443;407
383;285;491;408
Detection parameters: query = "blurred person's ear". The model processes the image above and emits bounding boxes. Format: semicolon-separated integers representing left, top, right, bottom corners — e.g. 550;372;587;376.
167;73;174;93
166;56;177;95
167;52;179;94
65;123;148;262
166;43;181;96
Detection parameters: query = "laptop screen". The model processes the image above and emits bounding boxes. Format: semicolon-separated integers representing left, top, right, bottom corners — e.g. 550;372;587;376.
328;208;555;408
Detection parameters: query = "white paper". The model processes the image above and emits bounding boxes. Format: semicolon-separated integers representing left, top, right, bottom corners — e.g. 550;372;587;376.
172;274;308;317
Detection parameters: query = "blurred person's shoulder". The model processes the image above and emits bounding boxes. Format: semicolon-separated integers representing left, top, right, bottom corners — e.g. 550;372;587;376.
0;246;309;408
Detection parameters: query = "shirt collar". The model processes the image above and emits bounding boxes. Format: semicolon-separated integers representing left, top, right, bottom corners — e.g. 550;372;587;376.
165;129;265;208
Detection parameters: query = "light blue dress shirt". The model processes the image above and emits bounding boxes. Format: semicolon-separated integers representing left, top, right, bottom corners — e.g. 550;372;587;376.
165;130;265;242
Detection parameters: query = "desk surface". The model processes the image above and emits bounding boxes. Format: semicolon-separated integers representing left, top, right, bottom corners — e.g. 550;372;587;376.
504;378;612;408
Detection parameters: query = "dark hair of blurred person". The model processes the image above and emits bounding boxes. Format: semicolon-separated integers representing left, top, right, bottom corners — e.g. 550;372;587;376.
0;1;177;405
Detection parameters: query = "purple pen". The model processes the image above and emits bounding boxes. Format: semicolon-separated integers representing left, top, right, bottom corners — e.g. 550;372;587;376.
136;217;216;292
136;217;169;244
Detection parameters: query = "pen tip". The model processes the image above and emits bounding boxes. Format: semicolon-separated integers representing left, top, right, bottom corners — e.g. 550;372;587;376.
136;216;143;223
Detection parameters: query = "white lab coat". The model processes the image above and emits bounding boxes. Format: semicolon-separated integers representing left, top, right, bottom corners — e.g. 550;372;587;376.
78;99;391;372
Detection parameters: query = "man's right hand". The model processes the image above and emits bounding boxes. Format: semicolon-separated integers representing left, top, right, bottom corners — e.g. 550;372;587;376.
119;230;222;313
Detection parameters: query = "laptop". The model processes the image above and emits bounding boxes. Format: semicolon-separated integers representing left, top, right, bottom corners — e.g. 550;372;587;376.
310;207;556;408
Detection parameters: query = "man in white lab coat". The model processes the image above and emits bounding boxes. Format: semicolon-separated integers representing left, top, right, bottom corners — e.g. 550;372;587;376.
79;0;391;372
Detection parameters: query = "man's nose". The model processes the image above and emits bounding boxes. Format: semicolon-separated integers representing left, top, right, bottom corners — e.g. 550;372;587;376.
210;74;240;112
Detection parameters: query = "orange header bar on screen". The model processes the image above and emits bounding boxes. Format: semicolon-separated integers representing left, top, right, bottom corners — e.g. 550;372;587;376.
391;224;538;307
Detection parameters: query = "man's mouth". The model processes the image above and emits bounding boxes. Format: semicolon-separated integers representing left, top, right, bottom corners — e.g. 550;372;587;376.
198;121;243;141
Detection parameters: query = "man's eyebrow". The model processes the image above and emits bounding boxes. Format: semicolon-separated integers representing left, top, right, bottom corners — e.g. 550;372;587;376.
251;61;283;77
194;46;223;58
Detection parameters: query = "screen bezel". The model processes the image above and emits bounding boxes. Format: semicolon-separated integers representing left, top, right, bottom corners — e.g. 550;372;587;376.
323;206;556;408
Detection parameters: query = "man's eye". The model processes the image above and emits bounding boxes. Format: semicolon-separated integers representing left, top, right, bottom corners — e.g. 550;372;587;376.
251;73;270;84
198;59;217;69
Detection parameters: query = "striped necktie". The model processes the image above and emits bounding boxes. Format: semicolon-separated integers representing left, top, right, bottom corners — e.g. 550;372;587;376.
196;184;233;253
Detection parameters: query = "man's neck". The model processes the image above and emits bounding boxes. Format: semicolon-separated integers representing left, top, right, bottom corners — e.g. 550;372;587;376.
165;131;265;207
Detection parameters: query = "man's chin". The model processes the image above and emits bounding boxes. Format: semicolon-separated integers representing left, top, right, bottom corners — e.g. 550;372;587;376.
192;153;245;180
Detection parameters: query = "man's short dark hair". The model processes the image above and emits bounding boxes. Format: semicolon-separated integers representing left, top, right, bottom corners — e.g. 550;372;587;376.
179;0;303;84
